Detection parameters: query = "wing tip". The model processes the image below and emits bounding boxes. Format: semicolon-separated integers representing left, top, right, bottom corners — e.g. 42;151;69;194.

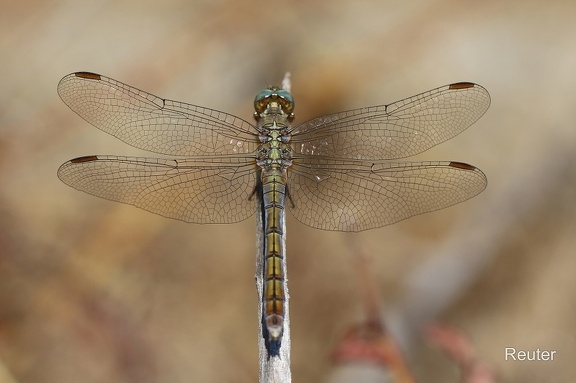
448;82;476;90
448;161;477;170
70;155;99;163
74;72;101;80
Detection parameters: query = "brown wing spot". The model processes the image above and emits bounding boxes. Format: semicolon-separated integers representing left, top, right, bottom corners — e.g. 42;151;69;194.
449;82;475;90
449;161;476;170
70;155;99;163
75;72;101;80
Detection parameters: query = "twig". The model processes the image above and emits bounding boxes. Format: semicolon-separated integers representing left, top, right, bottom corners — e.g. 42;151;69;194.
281;72;291;93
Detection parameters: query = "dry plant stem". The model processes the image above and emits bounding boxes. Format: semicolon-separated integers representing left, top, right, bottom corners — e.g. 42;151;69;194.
281;72;291;93
342;237;416;383
347;237;381;324
256;71;292;383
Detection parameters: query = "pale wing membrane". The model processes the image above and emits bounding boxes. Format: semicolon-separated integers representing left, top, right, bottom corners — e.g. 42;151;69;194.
290;83;490;160
288;159;487;231
57;72;259;156
58;155;258;223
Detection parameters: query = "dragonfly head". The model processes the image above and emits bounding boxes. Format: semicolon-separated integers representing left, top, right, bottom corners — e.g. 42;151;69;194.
253;87;295;121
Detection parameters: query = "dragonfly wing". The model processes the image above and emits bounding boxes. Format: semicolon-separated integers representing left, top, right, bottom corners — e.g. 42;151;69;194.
58;72;258;156
288;158;487;231
58;155;258;223
291;83;490;160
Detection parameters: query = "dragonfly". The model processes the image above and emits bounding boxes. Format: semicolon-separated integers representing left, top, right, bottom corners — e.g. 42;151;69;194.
57;72;489;356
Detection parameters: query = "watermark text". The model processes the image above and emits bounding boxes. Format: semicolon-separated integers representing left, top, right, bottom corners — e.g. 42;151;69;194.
505;347;556;361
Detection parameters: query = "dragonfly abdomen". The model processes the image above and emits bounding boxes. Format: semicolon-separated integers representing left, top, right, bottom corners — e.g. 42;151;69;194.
261;168;288;342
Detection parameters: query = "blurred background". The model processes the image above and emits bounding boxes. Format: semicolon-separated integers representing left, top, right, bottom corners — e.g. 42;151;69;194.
1;0;575;382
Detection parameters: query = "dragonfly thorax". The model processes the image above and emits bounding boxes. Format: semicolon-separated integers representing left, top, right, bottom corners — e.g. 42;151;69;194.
257;127;293;169
254;87;294;171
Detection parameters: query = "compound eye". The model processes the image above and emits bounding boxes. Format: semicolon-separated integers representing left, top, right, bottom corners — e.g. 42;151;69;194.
275;90;295;114
254;89;274;113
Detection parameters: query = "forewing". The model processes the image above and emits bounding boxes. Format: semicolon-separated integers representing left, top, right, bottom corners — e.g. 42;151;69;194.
58;155;258;223
291;83;490;160
58;72;258;156
288;158;487;231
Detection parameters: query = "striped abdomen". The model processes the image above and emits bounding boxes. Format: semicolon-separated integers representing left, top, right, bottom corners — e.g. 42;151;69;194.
260;166;288;343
